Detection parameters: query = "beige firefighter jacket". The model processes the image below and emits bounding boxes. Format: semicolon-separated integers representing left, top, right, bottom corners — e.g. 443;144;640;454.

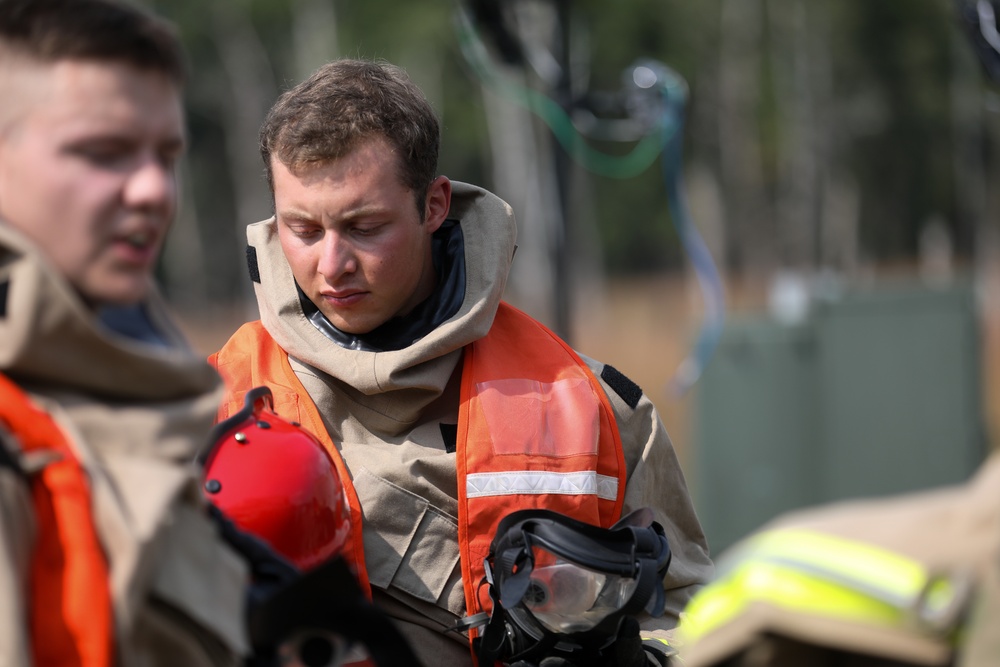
0;223;249;666
677;453;1000;667
241;180;714;666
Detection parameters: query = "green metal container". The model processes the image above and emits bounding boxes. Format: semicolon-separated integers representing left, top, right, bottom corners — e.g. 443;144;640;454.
693;282;986;556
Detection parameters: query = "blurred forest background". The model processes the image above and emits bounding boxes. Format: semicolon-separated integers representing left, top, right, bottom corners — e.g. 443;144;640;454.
145;0;1000;549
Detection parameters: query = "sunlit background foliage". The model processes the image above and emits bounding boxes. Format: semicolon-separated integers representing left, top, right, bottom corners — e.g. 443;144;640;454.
148;0;999;315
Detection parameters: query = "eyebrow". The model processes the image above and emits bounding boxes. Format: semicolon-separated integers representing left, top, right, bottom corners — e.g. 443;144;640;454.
278;205;393;224
276;209;317;223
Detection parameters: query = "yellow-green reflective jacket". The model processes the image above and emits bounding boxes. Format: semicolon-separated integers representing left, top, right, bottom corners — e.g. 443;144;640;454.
676;455;1000;667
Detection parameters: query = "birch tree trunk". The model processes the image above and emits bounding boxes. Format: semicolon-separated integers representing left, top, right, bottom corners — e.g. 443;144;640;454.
768;0;821;271
481;70;562;326
211;1;279;314
718;0;774;278
949;27;990;266
161;160;208;308
291;0;339;81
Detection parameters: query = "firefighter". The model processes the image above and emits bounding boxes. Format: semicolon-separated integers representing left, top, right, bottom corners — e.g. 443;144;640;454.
210;57;713;666
0;2;414;664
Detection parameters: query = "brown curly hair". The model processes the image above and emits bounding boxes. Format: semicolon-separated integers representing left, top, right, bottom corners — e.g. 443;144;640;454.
259;59;440;217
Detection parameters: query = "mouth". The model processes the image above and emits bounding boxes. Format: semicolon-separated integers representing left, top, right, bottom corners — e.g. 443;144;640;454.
326;289;362;298
321;289;367;307
112;227;161;265
124;230;155;249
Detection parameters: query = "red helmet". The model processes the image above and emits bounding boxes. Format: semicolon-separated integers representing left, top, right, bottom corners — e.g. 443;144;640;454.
200;386;350;571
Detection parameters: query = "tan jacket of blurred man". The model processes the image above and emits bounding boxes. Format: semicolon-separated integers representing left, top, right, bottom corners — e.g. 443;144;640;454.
675;455;1000;667
212;58;713;666
0;1;248;664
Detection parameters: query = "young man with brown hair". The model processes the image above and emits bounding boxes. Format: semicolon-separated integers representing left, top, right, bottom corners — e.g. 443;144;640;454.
213;58;714;666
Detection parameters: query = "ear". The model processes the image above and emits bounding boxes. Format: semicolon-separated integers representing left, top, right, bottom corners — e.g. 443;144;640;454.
422;176;451;234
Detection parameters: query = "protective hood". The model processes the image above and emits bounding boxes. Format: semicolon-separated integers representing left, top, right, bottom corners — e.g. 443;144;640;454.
0;221;242;650
247;181;517;425
0;222;220;402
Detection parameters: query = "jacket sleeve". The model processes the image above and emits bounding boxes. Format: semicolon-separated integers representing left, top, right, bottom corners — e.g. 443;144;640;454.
581;355;714;633
0;428;35;666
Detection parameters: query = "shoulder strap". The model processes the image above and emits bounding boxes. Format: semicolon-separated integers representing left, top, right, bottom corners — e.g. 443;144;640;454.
210;323;373;598
457;302;626;634
0;373;113;667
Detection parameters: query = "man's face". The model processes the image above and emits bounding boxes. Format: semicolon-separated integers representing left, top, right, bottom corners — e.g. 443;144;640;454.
274;136;451;335
0;59;184;306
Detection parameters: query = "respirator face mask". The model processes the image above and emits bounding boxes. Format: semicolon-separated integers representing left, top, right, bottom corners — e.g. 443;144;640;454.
475;508;672;666
510;547;640;635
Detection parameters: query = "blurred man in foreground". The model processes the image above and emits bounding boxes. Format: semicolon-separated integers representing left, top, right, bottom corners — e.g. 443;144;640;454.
0;1;426;664
0;0;253;663
211;57;714;666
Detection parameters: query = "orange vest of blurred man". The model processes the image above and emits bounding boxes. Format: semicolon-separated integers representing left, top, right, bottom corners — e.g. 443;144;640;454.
0;373;113;667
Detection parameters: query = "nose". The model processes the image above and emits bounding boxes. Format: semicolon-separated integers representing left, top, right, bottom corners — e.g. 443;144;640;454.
123;155;176;214
316;232;357;279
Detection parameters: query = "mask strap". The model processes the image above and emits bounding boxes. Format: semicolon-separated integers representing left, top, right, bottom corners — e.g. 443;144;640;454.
496;543;536;608
476;556;515;666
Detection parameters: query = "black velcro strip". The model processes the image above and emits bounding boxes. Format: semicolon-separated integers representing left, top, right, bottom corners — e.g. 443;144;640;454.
246;245;261;284
439;423;457;454
601;364;642;410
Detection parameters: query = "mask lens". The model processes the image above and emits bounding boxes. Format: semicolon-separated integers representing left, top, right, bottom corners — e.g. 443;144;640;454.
516;545;638;634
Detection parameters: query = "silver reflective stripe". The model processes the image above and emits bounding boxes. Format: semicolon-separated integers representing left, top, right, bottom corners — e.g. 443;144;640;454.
466;471;619;500
759;554;914;609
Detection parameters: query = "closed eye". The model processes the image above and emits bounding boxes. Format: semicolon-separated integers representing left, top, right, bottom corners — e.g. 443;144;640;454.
290;226;322;239
351;223;385;237
279;218;323;240
67;140;134;169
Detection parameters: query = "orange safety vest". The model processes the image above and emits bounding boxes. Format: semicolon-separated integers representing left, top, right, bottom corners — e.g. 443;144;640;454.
210;302;627;654
0;373;114;667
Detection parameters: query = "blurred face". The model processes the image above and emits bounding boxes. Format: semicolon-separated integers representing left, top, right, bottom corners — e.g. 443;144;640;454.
0;59;184;306
274;136;451;335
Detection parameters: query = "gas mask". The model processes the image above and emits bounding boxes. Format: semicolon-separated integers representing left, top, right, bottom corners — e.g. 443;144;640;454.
474;508;672;667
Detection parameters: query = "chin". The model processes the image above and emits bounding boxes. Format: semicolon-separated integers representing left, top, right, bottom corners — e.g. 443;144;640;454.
328;316;379;336
333;322;372;335
81;280;151;308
